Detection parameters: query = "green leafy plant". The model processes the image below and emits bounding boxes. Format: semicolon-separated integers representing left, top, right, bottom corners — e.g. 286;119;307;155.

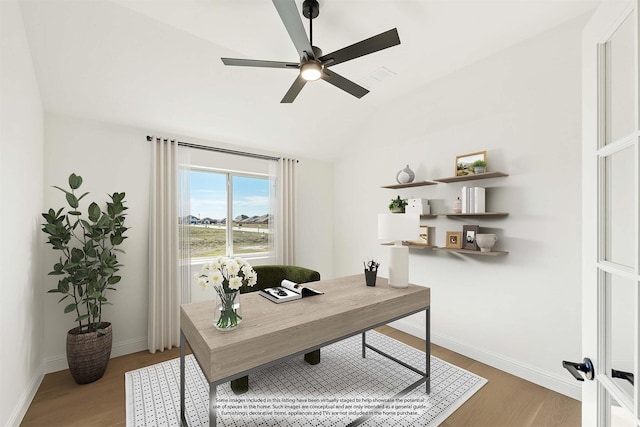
42;173;128;335
389;195;408;212
471;159;487;168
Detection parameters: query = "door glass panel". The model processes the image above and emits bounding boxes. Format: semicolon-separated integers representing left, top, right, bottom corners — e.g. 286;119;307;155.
591;4;639;426
603;145;635;267
607;13;635;144
609;397;635;427
606;272;635;400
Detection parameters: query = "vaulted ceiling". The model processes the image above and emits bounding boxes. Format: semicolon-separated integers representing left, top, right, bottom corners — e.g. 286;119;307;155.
20;0;599;160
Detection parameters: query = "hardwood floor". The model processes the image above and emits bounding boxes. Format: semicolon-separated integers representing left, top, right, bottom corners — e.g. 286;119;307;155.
379;326;580;427
21;327;580;426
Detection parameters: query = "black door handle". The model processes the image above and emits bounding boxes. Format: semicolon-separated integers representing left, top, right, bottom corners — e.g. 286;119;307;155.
612;369;634;386
562;358;594;381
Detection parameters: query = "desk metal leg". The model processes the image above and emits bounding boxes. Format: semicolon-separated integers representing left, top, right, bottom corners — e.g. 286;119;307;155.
348;309;431;427
180;331;186;426
359;307;430;395
361;332;366;358
210;382;217;427
425;307;430;394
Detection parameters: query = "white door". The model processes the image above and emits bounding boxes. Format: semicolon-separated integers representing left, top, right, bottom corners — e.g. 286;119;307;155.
581;1;639;426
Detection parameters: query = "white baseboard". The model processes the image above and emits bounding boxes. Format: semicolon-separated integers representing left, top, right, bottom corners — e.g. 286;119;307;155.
388;316;427;340
388;319;581;401
6;365;44;427
44;336;148;373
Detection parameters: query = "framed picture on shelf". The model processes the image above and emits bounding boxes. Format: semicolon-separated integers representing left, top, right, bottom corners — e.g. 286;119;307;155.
419;226;429;245
462;225;480;250
445;231;462;249
455;151;486;176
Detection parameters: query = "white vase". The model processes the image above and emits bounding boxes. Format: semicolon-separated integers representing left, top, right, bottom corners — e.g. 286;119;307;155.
396;165;415;184
453;197;462;214
475;234;497;252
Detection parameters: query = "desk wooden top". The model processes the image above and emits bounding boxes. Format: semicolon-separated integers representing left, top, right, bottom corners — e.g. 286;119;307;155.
180;274;429;383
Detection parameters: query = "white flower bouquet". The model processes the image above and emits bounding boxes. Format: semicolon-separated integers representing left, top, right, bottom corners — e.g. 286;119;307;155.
197;257;257;330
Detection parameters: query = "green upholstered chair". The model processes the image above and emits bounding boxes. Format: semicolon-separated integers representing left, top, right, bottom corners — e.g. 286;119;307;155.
231;265;321;394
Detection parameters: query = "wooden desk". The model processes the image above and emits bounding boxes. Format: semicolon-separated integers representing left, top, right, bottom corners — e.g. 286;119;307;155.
180;274;430;426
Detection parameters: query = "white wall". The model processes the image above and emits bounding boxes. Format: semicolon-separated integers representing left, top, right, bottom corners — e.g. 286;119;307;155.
42;113;152;371
0;1;45;425
42;112;334;371
296;158;334;278
332;16;587;399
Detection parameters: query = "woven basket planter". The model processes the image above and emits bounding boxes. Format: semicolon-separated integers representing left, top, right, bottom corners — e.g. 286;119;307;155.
66;322;112;385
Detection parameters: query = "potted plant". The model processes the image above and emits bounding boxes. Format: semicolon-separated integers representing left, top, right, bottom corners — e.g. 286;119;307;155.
41;173;128;384
389;195;408;213
471;160;487;174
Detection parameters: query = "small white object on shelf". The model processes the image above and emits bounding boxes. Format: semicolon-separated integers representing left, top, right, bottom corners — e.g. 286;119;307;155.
406;198;430;215
453;197;462;213
461;187;485;214
475;234;498;252
395;165;415;184
471;187;485;213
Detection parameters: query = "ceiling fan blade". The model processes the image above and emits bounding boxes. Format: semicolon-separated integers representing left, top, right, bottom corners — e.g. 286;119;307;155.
272;0;314;60
221;58;299;69
319;28;400;67
321;69;369;99
281;75;307;103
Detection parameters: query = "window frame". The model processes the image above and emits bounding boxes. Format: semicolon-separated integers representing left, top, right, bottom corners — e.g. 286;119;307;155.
189;166;272;262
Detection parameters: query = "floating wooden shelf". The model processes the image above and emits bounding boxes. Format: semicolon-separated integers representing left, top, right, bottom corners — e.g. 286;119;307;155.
381;244;508;255
381;181;437;189
434;248;509;256
380;213;507;218
405;242;435;249
445;212;509;218
381;242;433;248
434;171;509;183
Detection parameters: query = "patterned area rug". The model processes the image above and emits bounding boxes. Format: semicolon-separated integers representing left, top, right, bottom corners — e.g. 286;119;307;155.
125;331;486;426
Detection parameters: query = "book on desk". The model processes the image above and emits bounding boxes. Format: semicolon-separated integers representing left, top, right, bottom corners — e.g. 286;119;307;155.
259;279;324;303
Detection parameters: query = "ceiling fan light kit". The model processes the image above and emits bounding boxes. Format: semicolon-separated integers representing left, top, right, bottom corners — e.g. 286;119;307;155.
300;61;322;81
220;0;401;103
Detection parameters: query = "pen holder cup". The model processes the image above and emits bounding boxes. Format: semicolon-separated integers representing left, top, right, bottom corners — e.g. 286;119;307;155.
365;270;377;287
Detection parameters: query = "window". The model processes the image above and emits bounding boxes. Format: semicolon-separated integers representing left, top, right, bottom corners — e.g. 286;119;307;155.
232;175;270;255
187;169;271;259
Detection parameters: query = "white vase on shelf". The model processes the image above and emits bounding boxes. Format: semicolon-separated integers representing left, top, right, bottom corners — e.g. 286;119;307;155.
453;197;462;213
395;165;415;184
475;234;497;252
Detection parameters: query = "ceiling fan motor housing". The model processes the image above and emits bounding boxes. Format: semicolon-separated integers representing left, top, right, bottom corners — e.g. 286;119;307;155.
302;0;319;19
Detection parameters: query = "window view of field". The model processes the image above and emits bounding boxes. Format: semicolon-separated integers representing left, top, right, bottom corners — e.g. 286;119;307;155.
188;223;269;258
187;171;270;258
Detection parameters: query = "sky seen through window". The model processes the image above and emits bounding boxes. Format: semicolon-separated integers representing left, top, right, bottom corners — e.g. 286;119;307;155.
189;171;269;220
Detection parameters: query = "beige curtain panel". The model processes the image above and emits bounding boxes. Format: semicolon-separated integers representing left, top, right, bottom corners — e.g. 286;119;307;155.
148;137;180;353
278;158;297;265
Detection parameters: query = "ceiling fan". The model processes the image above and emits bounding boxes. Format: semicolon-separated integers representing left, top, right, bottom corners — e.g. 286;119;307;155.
221;0;401;103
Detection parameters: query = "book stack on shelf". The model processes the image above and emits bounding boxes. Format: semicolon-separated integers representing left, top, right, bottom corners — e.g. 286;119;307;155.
461;186;485;213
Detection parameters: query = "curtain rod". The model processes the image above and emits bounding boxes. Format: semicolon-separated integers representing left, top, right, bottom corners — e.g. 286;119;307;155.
146;135;282;161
